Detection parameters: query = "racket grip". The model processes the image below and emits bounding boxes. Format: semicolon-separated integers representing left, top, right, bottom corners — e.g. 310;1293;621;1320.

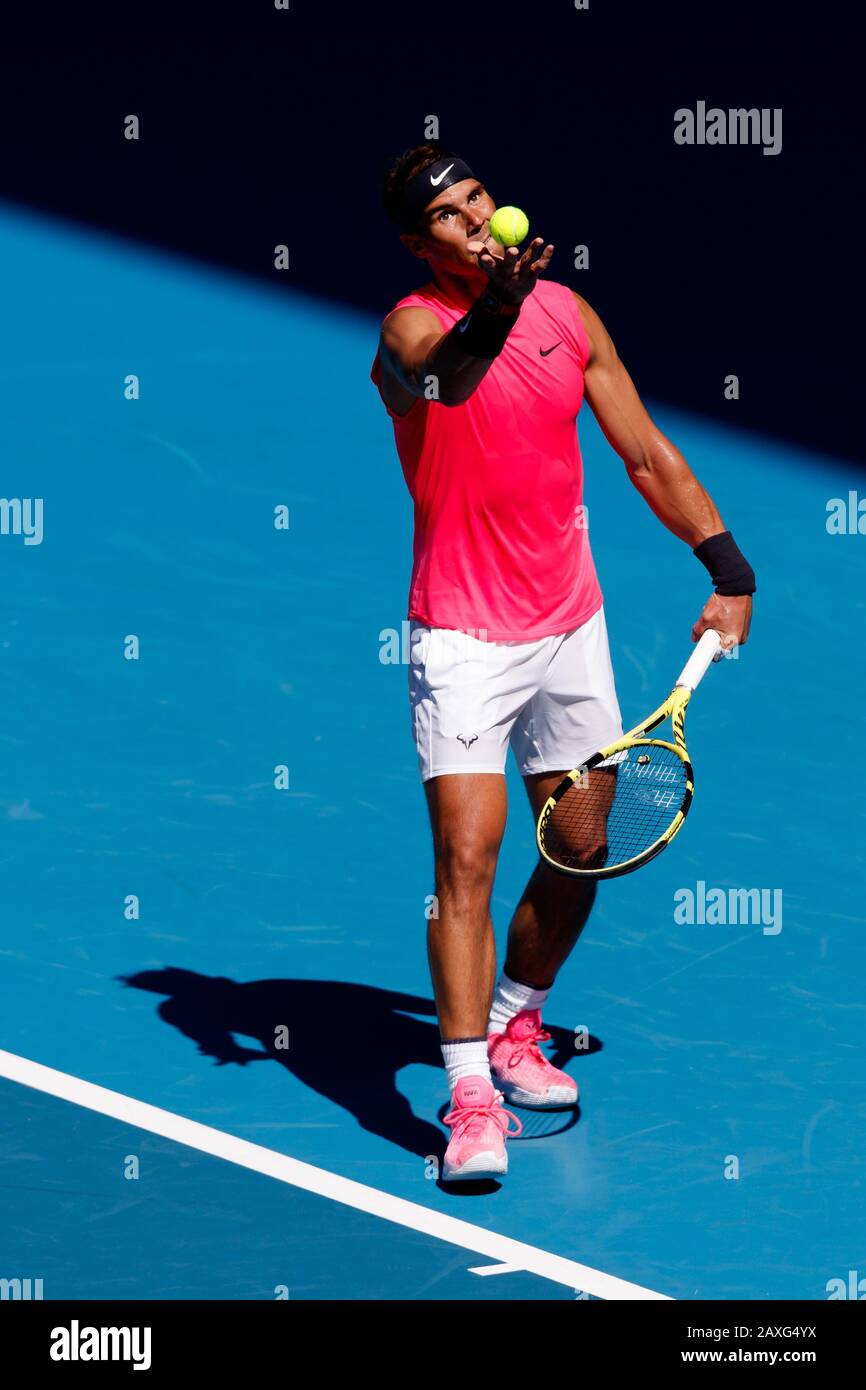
675;629;723;691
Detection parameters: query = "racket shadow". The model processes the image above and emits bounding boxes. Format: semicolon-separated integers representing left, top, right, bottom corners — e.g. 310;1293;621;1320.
508;1105;580;1140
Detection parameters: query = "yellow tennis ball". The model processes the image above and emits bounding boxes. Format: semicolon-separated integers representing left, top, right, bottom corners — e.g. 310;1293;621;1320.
489;206;529;247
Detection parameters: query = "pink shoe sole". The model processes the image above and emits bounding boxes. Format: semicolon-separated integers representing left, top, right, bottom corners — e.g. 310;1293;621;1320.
494;1076;578;1109
442;1148;508;1182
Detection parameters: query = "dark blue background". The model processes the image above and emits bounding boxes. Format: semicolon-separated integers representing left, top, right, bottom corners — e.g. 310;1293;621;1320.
3;0;861;462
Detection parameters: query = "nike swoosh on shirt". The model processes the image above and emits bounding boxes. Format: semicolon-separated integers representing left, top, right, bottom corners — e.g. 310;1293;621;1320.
430;163;455;186
539;341;563;356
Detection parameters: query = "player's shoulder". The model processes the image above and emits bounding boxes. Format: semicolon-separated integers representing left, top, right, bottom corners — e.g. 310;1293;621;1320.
382;281;445;320
534;278;580;307
533;279;590;329
379;284;453;352
569;289;600;321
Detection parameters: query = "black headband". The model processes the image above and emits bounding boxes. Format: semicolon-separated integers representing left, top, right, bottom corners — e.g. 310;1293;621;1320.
399;156;477;227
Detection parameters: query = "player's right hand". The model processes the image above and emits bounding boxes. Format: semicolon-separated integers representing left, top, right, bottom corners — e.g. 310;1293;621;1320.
692;592;752;649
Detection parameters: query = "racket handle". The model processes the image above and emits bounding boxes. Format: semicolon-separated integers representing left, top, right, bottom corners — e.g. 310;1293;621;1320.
675;629;723;691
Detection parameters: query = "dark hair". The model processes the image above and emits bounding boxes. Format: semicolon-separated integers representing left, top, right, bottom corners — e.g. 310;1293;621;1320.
381;141;457;232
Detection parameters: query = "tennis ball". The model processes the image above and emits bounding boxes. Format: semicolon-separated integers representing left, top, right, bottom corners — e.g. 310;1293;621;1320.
489;206;529;247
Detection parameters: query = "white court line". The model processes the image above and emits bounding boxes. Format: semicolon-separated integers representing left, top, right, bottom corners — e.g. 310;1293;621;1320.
0;1048;671;1301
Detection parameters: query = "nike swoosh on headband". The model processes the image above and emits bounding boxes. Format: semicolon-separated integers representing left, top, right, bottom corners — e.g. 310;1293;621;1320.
430;163;455;186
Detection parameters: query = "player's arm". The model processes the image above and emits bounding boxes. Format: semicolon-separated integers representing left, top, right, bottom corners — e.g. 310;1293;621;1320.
379;238;554;410
576;293;754;646
378;305;503;410
578;293;721;545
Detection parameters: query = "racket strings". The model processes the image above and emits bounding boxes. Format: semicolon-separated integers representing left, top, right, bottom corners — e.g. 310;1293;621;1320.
541;745;689;872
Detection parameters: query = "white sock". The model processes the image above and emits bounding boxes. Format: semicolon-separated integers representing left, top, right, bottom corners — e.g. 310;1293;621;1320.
441;1038;491;1093
488;972;551;1034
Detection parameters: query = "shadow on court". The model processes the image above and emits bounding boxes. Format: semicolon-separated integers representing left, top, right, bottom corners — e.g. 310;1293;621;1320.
120;968;597;1161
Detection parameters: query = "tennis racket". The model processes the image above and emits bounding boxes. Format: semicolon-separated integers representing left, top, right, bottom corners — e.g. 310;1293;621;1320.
536;629;724;879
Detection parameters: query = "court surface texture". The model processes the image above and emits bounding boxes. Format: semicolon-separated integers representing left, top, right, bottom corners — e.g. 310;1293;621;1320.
2;206;863;1300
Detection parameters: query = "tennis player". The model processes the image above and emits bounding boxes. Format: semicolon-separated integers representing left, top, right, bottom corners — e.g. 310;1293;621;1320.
370;144;755;1182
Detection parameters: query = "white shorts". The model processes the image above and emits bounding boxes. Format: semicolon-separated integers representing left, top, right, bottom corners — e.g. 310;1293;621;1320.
408;606;623;782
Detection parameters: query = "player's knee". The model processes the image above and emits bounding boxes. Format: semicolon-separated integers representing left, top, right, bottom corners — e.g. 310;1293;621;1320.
434;838;498;898
577;840;608;873
541;836;607;877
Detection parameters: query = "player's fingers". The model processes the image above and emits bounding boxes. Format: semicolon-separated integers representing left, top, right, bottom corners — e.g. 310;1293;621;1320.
518;236;545;269
520;239;551;273
468;237;506;273
470;249;503;277
476;244;519;283
499;245;522;276
692;616;725;656
527;244;555;275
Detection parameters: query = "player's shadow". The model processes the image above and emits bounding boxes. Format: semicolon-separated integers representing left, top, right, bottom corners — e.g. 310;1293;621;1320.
120;967;599;1161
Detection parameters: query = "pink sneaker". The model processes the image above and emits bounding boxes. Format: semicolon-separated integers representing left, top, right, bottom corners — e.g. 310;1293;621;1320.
488;1009;578;1108
442;1076;522;1181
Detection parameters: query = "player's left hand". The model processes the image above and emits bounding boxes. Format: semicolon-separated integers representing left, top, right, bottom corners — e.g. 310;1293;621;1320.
692;592;752;652
466;234;554;306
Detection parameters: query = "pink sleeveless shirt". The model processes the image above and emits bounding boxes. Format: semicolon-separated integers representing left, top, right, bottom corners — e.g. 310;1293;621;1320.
370;278;603;641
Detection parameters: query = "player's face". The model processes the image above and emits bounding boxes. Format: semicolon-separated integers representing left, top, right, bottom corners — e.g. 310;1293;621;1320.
408;180;498;271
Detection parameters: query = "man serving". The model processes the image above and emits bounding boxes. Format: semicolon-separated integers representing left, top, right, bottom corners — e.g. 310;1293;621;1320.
370;143;754;1183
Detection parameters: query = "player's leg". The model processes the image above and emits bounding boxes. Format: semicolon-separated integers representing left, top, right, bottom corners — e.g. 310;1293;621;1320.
505;606;622;984
426;775;525;1179
410;623;541;1177
488;609;622;1107
485;783;594;1108
410;620;539;1045
423;771;505;1042
505;770;602;985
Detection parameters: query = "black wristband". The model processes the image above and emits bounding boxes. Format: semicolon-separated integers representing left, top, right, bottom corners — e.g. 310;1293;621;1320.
693;530;756;596
452;290;520;359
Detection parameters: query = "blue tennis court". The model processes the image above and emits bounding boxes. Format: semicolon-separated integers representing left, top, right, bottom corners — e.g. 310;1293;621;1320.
3;204;864;1300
